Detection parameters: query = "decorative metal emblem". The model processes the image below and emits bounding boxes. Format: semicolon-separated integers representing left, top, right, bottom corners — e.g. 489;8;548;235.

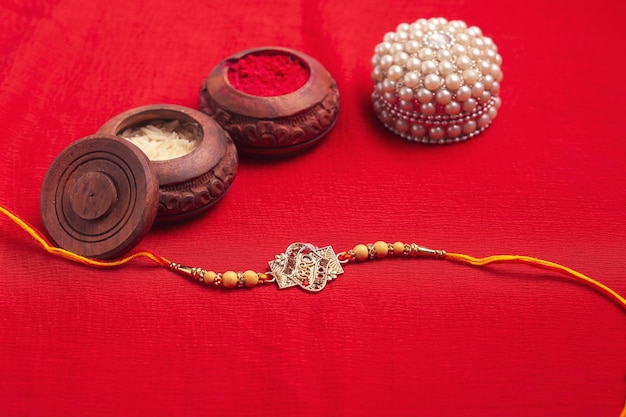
269;243;344;292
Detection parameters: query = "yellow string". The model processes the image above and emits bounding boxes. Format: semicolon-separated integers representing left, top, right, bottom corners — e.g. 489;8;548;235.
445;252;626;310
0;204;170;268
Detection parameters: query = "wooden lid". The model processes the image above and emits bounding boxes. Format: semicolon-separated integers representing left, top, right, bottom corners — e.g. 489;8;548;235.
40;135;159;259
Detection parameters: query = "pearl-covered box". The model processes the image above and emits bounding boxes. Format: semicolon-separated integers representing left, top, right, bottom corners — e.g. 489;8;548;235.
371;18;503;144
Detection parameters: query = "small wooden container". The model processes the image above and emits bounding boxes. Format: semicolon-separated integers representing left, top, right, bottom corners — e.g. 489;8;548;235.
40;135;160;259
98;104;238;223
40;104;237;259
199;47;340;157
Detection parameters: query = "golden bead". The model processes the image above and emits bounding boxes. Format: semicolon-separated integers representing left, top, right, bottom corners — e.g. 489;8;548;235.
392;241;405;256
373;241;388;258
353;244;369;261
222;271;238;289
203;270;217;284
243;270;259;288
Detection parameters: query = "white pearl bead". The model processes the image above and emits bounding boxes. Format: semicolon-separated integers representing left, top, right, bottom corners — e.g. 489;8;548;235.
495;54;503;65
456;85;472;101
462;68;479;85
410;29;424;40
418;47;435;60
436;89;452;104
383;91;397;104
494;97;502;109
391;43;404;54
396;31;409;42
398;86;414;101
421;60;437;74
468;26;482;37
411;124;426;137
452;44;467;57
491;81;501;95
429;126;445;140
395;118;409;132
445;73;462;90
424;73;441;90
462;98;477;112
400;99;414;111
456;55;472;70
379;110;391;122
445;101;461;115
404;40;420;54
477;60;491;75
405;57;422;71
387;65;404;81
382;78;396;92
394;52;409;65
383;32;396;42
485;49;497;60
371;66;384;82
438;61;455;76
416;88;433;103
447;124;462;137
376;42;392;55
455;32;470;45
491;64;503;82
374;82;384;94
437;49;453;61
480;90;491;103
471;81;485;98
379;54;393;69
373;98;383;113
403;71;420;88
471;37;485;49
477;113;490;128
371;55;380;66
421;103;436;115
462;120;477;134
397;22;410;32
451;20;466;29
469;47;482;60
488;106;498;120
483;74;494;89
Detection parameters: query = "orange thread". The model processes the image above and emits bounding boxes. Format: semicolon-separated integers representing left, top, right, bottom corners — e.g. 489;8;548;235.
0;204;170;268
445;252;626;310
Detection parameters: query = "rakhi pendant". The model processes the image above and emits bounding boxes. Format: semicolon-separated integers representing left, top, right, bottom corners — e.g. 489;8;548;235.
269;242;344;292
169;240;446;291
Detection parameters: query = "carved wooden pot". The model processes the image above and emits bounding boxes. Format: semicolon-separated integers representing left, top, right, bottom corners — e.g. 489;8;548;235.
98;104;237;223
199;47;340;158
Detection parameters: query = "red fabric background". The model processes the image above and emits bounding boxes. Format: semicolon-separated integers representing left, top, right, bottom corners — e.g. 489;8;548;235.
1;0;625;416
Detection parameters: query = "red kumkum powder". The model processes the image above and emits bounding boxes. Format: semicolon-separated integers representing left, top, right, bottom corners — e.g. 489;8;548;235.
227;53;310;97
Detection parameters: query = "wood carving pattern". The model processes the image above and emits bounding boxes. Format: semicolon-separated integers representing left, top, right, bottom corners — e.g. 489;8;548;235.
156;137;238;222
198;83;340;150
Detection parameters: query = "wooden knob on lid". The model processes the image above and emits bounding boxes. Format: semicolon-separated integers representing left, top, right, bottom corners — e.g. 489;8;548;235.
40;135;159;259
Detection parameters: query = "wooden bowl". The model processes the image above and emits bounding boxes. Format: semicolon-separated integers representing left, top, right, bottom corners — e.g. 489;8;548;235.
199;47;340;158
98;104;238;223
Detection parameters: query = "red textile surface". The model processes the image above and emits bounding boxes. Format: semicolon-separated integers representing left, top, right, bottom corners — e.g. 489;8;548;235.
1;1;625;416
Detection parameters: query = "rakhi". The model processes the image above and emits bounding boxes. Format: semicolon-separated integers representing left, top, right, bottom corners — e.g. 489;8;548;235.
2;203;625;309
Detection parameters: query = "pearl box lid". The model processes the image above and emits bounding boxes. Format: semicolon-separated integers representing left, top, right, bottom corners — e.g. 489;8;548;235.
371;17;503;144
